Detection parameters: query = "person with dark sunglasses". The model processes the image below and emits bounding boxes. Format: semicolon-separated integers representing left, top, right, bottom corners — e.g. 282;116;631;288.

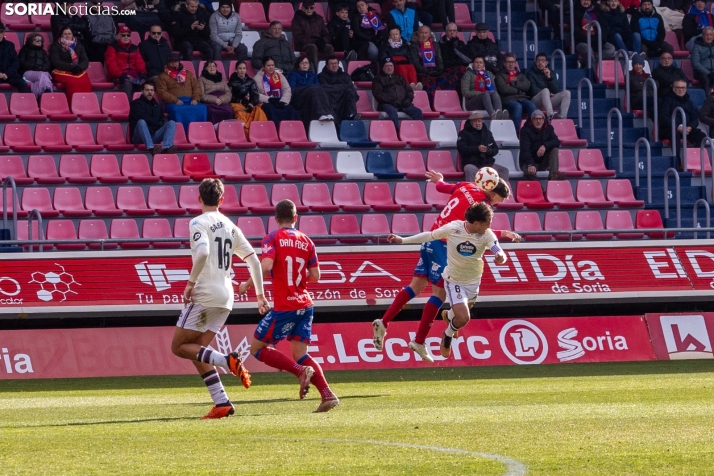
139;25;172;80
106;25;148;98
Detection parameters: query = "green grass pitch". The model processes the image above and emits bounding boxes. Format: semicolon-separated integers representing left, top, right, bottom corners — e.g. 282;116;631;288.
1;360;714;475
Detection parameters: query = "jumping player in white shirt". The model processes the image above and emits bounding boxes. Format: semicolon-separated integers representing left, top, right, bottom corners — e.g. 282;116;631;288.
388;202;510;359
171;178;270;419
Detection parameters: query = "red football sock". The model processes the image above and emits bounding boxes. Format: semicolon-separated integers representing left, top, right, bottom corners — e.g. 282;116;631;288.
381;286;416;326
255;347;301;376
299;355;335;400
414;295;443;344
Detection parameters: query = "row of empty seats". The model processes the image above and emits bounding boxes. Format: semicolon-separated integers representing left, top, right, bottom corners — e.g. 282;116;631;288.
506;179;644;210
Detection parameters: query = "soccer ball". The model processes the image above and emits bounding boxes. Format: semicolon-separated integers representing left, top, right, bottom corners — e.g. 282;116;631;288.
475;167;500;191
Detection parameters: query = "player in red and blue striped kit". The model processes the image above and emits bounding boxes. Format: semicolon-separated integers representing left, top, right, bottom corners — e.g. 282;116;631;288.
372;170;518;362
239;199;339;413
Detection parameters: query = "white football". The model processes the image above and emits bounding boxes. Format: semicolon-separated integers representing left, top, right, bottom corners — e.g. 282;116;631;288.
475;167;499;191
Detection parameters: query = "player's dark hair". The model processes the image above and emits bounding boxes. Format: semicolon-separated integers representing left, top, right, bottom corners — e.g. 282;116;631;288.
275;199;297;223
198;178;224;206
491;178;510;200
465;202;493;224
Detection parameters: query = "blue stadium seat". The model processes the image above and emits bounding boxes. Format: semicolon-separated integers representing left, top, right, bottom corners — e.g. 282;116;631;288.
365;151;404;179
339;121;378;148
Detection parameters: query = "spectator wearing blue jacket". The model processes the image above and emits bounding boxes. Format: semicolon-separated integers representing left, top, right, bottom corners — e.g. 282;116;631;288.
630;0;674;57
287;55;335;128
386;0;419;42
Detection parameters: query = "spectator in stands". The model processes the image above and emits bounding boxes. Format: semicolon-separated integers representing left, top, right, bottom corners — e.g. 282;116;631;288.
318;55;360;122
380;25;420;90
457;112;506;183
106;26;148;98
86;0;117;63
527;52;571;120
372;57;424;128
51;2;91;47
293;0;335;71
386;0;420;42
629;53;656;114
697;87;714;132
0;23;29;93
692;26;714;93
461;56;505;119
519;110;566;180
600;0;635;54
352;0;387;62
574;0;616;69
199;61;234;124
18;33;53;97
288;55;337;128
440;23;471;71
660;79;707;152
255;56;300;126
130;81;177;155
652;51;689;93
140;25;172;80
496;53;537;135
683;0;712;51
328;4;358;61
121;0;162;39
251;22;295;73
630;0;674;58
171;0;214;61
466;23;504;75
209;0;248;62
50;27;93;101
156;52;207;132
229;60;268;137
408;26;450;100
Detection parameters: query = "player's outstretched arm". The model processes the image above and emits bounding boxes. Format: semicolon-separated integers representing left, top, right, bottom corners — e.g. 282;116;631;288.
500;230;522;243
183;245;209;303
425;170;444;183
387;233;403;244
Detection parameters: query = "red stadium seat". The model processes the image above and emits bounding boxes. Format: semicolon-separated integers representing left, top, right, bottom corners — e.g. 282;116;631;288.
86;62;114;89
356;90;380;118
491;213;512;233
331;215;369;243
71;92;108;120
268;2;295;28
116;186;155;216
392;213;420;235
302;183;339;212
551;119;588;146
305;152;344;180
0;94;15;121
239;2;270;29
180;61;196;76
599;60;625;87
434;90;470;118
40;93;77;120
279;121;317;148
173;217;191;245
0;188;27;217
148;186;186;215
244;152;282;180
576;180;614;207
53;187;92;217
249;121;286;148
513;211;551;241
271;184;308;212
680;60;699;86
558;149;585;178
298;215;337;244
413;90;440;119
34;124;72;153
236;217;266;244
178;185;202;214
545;181;584;209
396;151;427;179
9;93;47;121
65;123;103;152
27;155;64;184
666;31;688;59
0;155;33;185
183;153;219;180
111;218;150;249
90;154;128;184
454;3;476;29
21;187;59;217
577;149;616;177
606;179;645;207
361;214;391;237
220;185;248;214
4;124;41;152
2;32;20;54
85;187;122;217
494;191;525;210
364;182;401;211
217;121;256;149
425;182;449;208
171;123;195;151
47;220;85;251
275;152;312;180
143;218;181;249
369;120;406;148
516;181;555;209
399;120;437;148
606;210;644;239
0;133;9;153
79;219;118;250
101;92;130;120
0;7;33;29
121;154;159;183
575;211;612;240
30;4;53;30
214;152;250;181
685;147;713;175
426;151;464;179
97;123;135;151
394;182;432;211
187;122;226;149
544;211;579;241
332;182;370;211
240;184;274;213
153;154;190;182
59;155;96;184
636;209;673;238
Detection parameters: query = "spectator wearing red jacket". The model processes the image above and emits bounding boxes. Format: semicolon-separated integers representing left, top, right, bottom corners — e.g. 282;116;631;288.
106;25;148;98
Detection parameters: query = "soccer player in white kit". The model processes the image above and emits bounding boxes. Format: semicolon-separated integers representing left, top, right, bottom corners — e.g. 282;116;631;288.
171;178;271;419
388;202;510;359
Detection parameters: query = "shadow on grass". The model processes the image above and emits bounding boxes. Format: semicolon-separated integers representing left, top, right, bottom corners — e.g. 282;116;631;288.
2;361;713;394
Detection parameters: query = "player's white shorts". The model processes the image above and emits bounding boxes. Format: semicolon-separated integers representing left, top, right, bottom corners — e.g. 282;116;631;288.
176;303;230;333
444;279;480;307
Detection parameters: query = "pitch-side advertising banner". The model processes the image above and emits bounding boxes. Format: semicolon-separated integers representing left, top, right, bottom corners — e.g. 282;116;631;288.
0;315;655;379
646;313;714;361
1;243;714;314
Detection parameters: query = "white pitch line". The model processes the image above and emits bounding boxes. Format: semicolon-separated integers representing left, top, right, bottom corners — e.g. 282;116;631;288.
249;436;528;475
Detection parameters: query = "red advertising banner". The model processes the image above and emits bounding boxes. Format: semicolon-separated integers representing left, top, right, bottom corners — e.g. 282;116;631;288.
645;313;714;361
0;315;655;379
0;242;712;315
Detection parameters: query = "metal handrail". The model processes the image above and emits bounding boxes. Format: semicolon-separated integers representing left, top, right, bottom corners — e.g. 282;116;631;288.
634;137;652;204
585;21;603;83
671;106;687;162
577;77;595;143
522;20;539;70
496;0;513;54
568;0;574;54
664;167;681;228
1;177;18;241
26;209;44;253
550;48;567;92
481;0;485;22
607;107;624;172
613;48;630;113
643;77;658;142
699;137;714;189
693;199;711;239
